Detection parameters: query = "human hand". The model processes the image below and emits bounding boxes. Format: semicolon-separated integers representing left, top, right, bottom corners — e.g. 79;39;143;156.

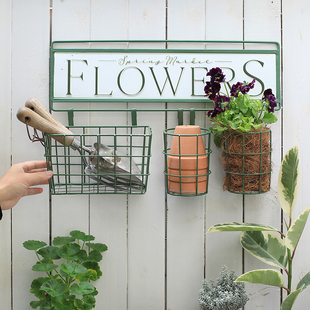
0;160;53;211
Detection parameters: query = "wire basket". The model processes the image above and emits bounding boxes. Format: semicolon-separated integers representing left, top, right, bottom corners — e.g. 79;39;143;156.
44;125;152;195
163;126;212;196
221;128;272;194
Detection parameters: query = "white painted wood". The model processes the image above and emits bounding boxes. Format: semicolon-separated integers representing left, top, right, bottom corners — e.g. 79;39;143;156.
282;1;310;308
10;1;51;309
6;1;310;309
243;1;282;308
204;0;244;296
126;1;166;309
0;1;12;309
166;2;208;310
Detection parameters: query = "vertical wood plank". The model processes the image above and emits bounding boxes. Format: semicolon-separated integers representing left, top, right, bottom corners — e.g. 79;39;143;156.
282;0;310;308
166;1;208;309
0;0;12;309
127;1;167;309
204;0;244;294
11;0;50;309
243;1;282;308
88;2;129;309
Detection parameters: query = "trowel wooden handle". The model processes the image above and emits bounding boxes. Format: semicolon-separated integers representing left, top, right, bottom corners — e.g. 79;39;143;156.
25;98;71;133
17;107;74;146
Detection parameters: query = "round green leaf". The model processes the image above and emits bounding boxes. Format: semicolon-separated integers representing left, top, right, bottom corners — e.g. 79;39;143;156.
57;243;80;260
82;261;102;279
38;246;61;260
60;263;88;277
23;240;47;251
53;236;75;245
32;263;58;272
30;277;50;299
87;243;108;253
70;230;86;240
83;295;96;307
85;250;102;262
70;282;95;295
40;279;66;297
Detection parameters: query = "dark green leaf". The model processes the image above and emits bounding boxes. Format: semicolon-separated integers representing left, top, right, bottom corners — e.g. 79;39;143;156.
70;230;86;240
57;243;80;260
30;277;50;299
82;261;102;279
30;300;46;309
41;279;66;297
32;263;58;272
70;282;95;296
213;132;223;148
76;250;88;261
74;298;83;307
53;236;75;246
30;298;53;310
60;263;88;277
38;246;61;260
23;240;47;251
85;250;102;262
83;295;96;307
86;243;108;253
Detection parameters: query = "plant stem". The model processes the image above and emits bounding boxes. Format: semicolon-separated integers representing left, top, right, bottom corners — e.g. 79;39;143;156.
287;248;292;295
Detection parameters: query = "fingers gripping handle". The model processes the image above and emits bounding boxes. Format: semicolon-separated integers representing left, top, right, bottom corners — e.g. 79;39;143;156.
17;107;74;146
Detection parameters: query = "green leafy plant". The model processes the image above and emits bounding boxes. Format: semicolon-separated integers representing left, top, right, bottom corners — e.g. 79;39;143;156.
23;230;108;310
204;67;278;146
198;265;249;310
207;146;310;310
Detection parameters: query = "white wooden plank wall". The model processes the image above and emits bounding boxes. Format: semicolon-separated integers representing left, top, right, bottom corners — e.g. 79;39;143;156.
1;0;310;309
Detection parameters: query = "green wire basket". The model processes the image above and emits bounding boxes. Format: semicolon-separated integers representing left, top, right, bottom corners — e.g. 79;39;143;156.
163;126;212;197
221;128;272;194
44;125;152;195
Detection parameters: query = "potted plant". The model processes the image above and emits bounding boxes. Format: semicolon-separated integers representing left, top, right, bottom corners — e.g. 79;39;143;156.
208;146;310;310
205;67;278;194
23;230;108;310
198;265;249;310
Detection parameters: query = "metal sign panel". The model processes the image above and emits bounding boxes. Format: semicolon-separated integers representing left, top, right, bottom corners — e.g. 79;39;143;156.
50;41;281;111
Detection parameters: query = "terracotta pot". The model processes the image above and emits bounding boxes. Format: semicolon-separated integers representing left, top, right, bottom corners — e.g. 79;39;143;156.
167;125;208;195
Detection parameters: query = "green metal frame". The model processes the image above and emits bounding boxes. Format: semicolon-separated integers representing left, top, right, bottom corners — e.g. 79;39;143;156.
50;40;281;118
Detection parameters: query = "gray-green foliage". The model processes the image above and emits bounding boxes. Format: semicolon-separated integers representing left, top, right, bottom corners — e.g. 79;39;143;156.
198;266;249;310
23;230;108;310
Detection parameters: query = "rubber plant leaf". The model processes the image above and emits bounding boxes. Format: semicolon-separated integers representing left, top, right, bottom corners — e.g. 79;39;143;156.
296;271;310;291
281;287;304;310
240;231;288;269
278;146;300;219
285;204;310;251
235;269;284;287
207;222;279;233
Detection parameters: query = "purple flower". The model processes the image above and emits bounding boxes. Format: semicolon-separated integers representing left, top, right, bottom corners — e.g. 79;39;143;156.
204;81;221;100
230;79;256;97
207;95;230;118
263;88;277;112
207;67;226;83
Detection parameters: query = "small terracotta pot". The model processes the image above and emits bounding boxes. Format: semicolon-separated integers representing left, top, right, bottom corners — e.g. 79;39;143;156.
167;125;208;195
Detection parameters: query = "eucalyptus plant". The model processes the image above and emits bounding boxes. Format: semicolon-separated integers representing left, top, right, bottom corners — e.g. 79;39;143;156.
207;146;310;310
23;230;108;310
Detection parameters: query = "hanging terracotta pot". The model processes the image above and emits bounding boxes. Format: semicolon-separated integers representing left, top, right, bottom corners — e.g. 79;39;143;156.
166;125;209;195
221;127;272;194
